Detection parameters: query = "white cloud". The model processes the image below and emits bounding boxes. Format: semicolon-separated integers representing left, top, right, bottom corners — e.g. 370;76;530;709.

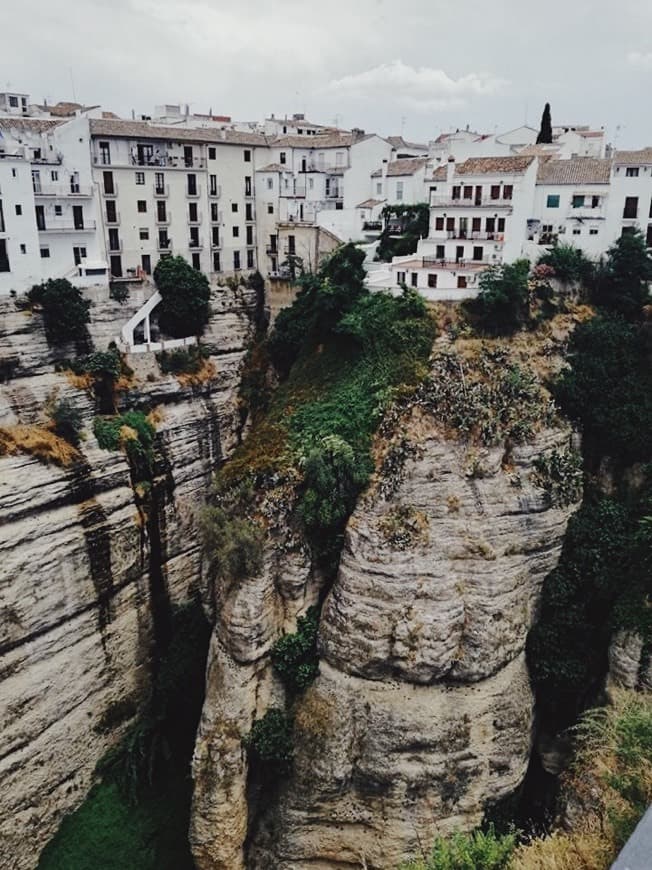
627;50;652;68
324;60;507;112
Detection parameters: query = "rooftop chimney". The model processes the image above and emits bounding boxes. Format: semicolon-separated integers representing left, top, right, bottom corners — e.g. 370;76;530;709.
446;155;455;184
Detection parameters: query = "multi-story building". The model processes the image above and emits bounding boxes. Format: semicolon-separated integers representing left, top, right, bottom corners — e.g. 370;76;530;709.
606;149;652;247
88;119;266;279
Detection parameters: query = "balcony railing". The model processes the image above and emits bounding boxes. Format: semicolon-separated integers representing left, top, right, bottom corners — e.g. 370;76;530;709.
33;184;93;198
266;245;278;255
153;184;169;197
38;219;97;233
362;221;382;231
208;185;222;198
421;255;491;268
186;185;201;198
568;207;604;220
32;153;63;165
430;194;513;209
442;230;505;242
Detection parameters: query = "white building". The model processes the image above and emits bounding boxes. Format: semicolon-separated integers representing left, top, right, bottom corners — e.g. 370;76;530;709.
605;149;652;248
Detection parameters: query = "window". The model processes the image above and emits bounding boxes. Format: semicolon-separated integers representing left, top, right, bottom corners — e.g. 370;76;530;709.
141;254;151;274
187;174;197;195
245;203;253;221
626;167;640;177
55;205;62;216
376;182;382;194
15;204;22;216
246;225;253;245
157;200;167;222
244;149;251;162
158;229;169;248
308;177;314;190
11;168;17;178
211;203;219;222
267;204;274;214
135;171;145;185
189;202;198;222
572;228;581;235
589;228;599;235
233;251;241;270
103;171;114;194
396;182;404;201
9;95;18;107
446;217;455;232
452;186;461;200
208;147;216;160
108;228;120;251
20;243;26;254
51;171;58;181
428;274;437;288
213;251;221;271
463;186;473;200
212;226;220;246
497;217;505;232
189;227;199;247
288;235;295;255
622;226;636;236
73;246;86;265
572;195;585;208
110;255;123;277
155;172;165;194
336;152;344;166
592;196;600;209
247;249;254;269
491;185;500;200
396;271;406;285
503;185;513;200
192;252;201;270
232;226;239;237
410;272;418;287
245;176;252;196
280;152;286;165
106;200;117;222
267;177;273;190
137;200;147;213
231;203;238;213
0;239;9;272
99;141;111;165
139;228;149;240
623;196;638;219
473;246;483;261
435;217;444;231
457;276;467;288
546;194;560;208
486;217;496;233
40;246;50;258
435;244;445;259
210;174;218;196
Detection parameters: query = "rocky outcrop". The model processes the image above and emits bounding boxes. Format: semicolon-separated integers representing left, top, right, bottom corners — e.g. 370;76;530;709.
608;630;652;692
191;347;581;869
0;283;256;869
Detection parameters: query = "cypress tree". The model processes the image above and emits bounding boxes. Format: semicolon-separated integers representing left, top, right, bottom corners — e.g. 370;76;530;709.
536;102;553;144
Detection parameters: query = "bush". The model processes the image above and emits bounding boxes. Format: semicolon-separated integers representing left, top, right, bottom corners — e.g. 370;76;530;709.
464;260;531;335
537;244;594;284
156;345;209;375
29;278;91;346
200;479;264;582
271;607;320;694
532;447;583;507
93;411;156;480
109;283;130;304
244;708;293;773
592;230;652;319
153;256;211;338
375;203;430;262
50;399;83;447
400;824;517;870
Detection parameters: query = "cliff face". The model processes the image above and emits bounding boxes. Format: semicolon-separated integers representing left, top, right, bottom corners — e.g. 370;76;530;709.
0;284;255;870
191;338;582;870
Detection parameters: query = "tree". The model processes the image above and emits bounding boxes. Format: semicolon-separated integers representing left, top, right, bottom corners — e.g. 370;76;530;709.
536;102;553;144
153;256;211;338
592;230;652;319
28;278;91;346
465;259;531;334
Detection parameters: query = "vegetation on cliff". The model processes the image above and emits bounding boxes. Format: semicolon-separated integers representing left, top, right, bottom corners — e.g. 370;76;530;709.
153;255;211;338
375;203;430;262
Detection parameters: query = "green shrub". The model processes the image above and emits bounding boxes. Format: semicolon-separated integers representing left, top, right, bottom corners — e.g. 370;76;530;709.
244;708;293;773
591;230;652;319
375;203;430;262
109;283;130;304
464;260;531;335
156;344;209;375
532;447;583;507
271;607;320;694
200;479;264;582
153;256;211;337
72;349;122;380
50;399;83;447
93;411;156;480
29;278;91;346
537;243;594;284
399;824;517;870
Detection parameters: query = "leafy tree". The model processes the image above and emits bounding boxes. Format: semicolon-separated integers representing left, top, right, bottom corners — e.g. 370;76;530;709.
537;243;594;284
153;256;211;338
29;278;91;346
271;607;320;694
244;709;293;773
375;203;430;262
536;102;553;144
464;259;531;334
592;230;652;318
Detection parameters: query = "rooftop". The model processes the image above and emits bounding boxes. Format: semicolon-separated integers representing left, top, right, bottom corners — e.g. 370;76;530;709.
270;131;371;148
0;117;64;133
89;118;267;146
454;155;535;176
387;135;429;152
614;148;652;165
536;157;612;185
356;198;385;208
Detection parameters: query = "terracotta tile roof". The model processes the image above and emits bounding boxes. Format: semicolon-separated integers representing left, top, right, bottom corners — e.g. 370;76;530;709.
270;132;355;148
431;165;448;181
454;155;535;176
89;118;267;146
536;157;612;185
385;157;428;177
578;130;604;138
256;163;288;172
356;198;385;208
370;168;382;178
519;144;562;157
614;148;652;165
387;135;428;151
0;117;64;133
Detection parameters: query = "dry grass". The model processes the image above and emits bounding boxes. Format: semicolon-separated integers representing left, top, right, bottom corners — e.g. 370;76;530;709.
511;831;611;870
0;424;80;466
176;358;216;387
64;370;94;391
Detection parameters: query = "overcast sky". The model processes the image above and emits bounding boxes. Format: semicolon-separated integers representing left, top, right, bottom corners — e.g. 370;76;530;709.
2;0;652;147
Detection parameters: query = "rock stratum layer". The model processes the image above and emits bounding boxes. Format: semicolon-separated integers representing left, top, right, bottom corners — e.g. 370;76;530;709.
0;285;255;869
191;344;582;870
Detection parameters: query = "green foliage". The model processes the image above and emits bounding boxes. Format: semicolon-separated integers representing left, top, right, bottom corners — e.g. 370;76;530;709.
200;479;264;582
537;243;595;284
375;203;430;262
532;447;583;507
554;315;652;464
71;349;122;381
156;344;209;375
536;101;553;145
50;399;83;447
592;230;652;319
399;824;517;870
153;255;211;337
244;708;294;773
109;282;130;304
464;260;531;334
93;411;156;480
271;606;320;693
29;278;91;346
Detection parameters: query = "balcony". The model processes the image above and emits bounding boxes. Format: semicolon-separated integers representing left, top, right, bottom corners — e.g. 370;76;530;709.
568;207;605;220
208;185;222;198
105;211;120;225
421;255;491;268
153;184;169;197
33;184;93;198
186;184;201;198
443;230;505;242
32;153;63;165
266;245;278;256
38;219;97;233
430;194;513;210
